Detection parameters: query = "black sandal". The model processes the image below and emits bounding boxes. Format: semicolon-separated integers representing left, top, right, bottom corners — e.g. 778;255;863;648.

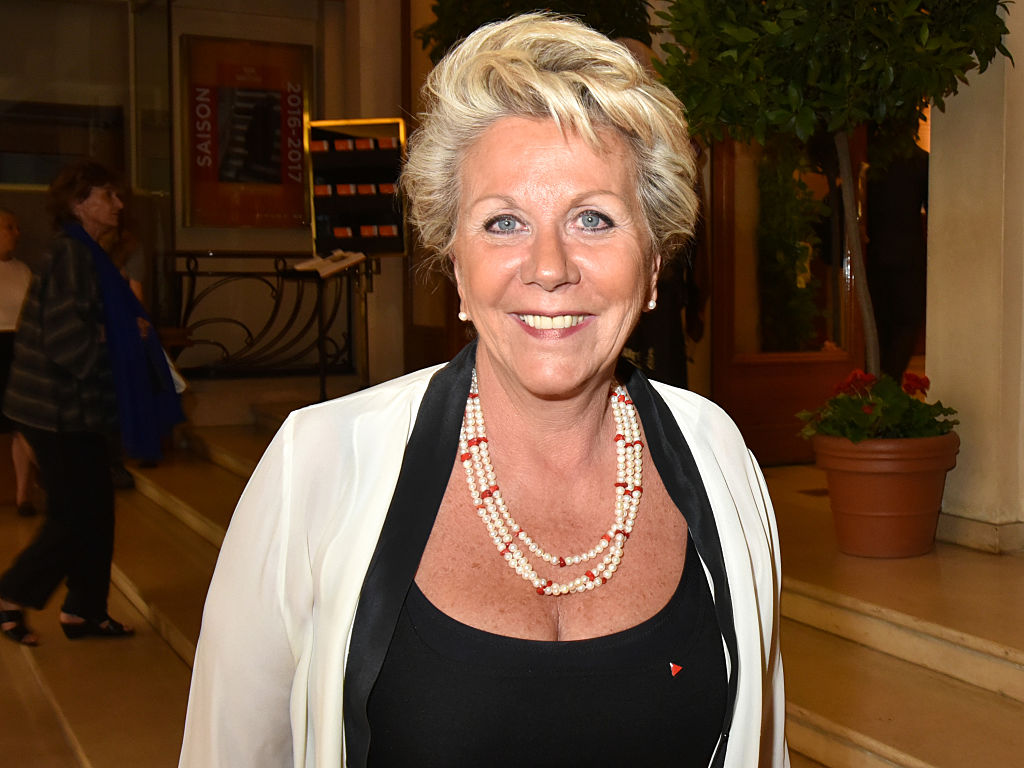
60;615;134;640
0;609;39;646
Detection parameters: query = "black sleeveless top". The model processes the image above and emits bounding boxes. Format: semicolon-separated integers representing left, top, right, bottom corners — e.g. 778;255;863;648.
366;535;726;767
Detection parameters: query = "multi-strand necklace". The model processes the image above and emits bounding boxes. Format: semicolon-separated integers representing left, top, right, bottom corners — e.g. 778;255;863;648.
459;368;644;596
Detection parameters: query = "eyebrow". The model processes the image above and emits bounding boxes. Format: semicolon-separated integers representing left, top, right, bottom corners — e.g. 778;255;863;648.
466;190;626;210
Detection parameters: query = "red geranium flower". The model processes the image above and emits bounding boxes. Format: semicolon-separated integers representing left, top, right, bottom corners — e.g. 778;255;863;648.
832;369;877;397
799;369;958;442
902;372;930;397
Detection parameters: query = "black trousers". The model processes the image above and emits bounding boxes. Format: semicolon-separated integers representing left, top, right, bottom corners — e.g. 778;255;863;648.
0;426;115;621
0;332;15;432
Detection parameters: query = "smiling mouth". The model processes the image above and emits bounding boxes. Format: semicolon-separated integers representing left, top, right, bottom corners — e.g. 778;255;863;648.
515;313;587;330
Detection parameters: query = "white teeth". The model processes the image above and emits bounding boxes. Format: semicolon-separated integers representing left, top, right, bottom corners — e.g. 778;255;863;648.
517;314;585;329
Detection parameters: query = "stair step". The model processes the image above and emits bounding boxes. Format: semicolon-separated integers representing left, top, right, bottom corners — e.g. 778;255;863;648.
789;753;828;768
783;576;1024;703
0;509;190;767
129;451;247;547
0;639;81;766
783;618;1024;768
24;590;190;767
768;464;1024;703
113;489;220;666
251;400;302;433
182;423;273;479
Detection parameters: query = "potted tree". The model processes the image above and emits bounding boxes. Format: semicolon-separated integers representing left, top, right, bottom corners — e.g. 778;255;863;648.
797;371;959;556
656;0;1012;375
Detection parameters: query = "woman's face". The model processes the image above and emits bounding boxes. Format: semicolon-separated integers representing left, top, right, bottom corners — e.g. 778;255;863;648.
452;116;658;399
72;184;123;238
0;213;19;260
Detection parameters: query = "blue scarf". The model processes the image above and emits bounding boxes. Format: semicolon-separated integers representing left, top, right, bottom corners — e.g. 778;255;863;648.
65;222;184;462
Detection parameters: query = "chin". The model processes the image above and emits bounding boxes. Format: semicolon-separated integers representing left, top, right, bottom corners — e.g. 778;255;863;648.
510;357;615;400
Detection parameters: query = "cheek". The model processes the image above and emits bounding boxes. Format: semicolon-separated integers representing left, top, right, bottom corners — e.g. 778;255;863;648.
458;264;498;307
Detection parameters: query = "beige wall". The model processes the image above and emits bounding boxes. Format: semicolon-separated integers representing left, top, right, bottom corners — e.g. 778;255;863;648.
406;0;454;334
322;0;407;384
0;0;129;109
928;10;1024;552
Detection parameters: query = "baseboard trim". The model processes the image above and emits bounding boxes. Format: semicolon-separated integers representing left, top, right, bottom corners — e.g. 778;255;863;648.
936;513;1024;553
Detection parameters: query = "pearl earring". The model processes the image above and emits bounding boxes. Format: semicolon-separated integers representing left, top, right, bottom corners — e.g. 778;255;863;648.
458;311;469;322
647;299;657;311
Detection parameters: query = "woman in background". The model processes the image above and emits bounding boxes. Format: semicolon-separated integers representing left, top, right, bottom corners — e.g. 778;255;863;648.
0;161;138;644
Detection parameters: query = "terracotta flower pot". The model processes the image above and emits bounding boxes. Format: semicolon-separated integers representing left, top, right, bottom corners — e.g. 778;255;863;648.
811;432;960;558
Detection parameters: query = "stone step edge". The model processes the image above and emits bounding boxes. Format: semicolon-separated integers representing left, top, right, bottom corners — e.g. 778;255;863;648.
129;470;226;549
18;630;110;768
783;576;1024;703
786;702;933;768
110;563;197;670
19;648;93;768
179;426;260;480
251;402;296;434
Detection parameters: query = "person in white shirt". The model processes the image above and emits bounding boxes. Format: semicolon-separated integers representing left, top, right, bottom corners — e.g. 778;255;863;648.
0;208;38;517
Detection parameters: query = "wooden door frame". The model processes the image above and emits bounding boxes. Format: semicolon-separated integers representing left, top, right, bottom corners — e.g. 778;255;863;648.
710;137;864;464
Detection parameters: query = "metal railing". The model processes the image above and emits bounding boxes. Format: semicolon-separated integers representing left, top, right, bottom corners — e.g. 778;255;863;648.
173;252;374;399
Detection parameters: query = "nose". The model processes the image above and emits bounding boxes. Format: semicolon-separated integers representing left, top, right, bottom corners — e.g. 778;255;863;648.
520;225;580;291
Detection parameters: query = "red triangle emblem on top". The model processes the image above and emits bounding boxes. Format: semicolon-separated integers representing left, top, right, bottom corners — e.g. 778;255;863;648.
669;662;683;677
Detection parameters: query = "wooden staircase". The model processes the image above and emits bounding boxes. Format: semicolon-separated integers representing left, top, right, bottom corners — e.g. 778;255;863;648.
1;416;1022;766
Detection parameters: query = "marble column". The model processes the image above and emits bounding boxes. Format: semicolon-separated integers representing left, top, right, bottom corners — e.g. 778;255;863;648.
928;13;1024;552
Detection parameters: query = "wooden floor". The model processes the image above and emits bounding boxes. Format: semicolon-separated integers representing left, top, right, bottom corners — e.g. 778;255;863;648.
0;417;1021;767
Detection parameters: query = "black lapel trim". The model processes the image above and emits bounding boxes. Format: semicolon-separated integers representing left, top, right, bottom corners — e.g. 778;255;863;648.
343;341;476;767
621;362;738;765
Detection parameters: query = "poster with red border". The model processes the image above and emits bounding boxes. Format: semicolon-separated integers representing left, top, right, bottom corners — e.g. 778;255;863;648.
182;36;311;229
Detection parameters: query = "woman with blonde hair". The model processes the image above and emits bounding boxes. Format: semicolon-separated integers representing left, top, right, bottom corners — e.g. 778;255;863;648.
181;14;788;767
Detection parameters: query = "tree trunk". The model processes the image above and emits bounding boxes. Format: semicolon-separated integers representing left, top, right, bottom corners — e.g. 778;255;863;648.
834;129;880;375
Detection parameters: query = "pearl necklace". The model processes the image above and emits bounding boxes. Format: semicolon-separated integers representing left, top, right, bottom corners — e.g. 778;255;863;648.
459;369;644;596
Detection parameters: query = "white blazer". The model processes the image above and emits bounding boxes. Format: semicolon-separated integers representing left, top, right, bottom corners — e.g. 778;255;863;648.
179;345;789;767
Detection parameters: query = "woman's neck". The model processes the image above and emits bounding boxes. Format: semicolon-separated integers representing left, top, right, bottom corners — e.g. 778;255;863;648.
473;355;620;469
79;222;111;244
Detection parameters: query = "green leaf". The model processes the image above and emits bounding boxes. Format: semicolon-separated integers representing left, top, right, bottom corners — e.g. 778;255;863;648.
721;23;760;44
788;83;802;110
807;56;821;86
795;107;816;141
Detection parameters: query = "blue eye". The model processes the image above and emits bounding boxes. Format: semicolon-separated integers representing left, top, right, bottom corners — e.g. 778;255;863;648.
486;215;522;233
578;211;612;230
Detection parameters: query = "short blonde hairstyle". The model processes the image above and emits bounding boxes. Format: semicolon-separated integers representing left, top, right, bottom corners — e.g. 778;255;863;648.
401;13;700;275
